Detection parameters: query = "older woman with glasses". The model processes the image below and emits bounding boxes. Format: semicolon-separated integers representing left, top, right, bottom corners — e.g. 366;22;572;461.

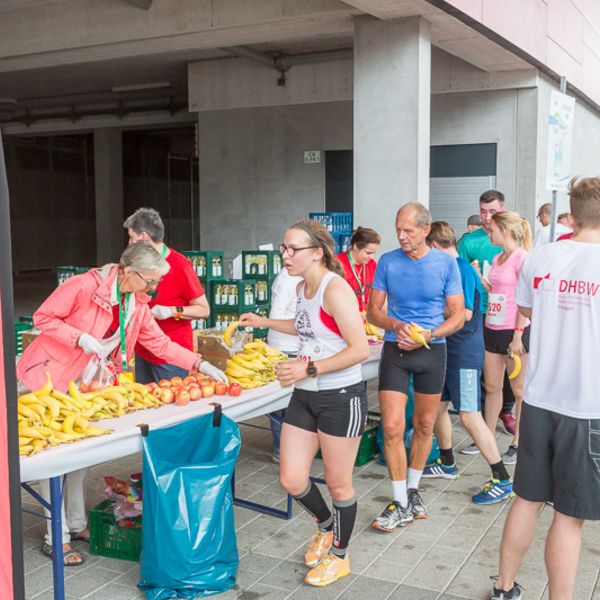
17;241;220;566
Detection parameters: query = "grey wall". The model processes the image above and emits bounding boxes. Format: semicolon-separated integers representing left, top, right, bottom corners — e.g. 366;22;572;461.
431;88;539;225
197;102;352;262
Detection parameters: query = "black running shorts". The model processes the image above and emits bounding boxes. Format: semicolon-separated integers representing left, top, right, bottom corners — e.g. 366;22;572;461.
484;326;530;355
514;402;600;520
285;381;368;438
378;341;447;395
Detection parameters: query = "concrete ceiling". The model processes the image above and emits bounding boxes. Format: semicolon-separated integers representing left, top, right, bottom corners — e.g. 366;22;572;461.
0;0;530;128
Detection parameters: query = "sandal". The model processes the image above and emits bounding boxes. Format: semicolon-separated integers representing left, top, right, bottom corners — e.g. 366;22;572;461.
70;529;90;543
41;542;85;567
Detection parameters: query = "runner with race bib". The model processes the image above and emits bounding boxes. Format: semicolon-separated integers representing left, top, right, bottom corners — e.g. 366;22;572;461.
478;212;532;465
240;219;369;588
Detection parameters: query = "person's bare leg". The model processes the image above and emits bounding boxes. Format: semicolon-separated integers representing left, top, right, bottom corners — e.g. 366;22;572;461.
506;354;527;448
496;497;543;591
484;352;505;434
545;511;584;600
433;401;452;451
460;412;502;465
410;392;442;469
379;390;408;480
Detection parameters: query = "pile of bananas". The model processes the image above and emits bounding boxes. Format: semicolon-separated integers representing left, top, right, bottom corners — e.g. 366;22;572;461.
18;375;163;457
225;340;287;389
364;321;383;340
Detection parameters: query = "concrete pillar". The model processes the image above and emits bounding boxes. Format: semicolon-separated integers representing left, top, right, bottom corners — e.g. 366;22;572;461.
353;16;431;253
94;129;123;265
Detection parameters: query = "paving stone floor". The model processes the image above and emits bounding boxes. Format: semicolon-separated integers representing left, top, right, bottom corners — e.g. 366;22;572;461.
20;388;600;600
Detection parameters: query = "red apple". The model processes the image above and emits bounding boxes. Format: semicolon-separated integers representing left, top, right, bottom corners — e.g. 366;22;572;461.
147;382;158;391
159;379;171;388
189;387;202;401
175;390;191;406
195;373;208;384
183;376;196;386
202;384;215;398
161;388;175;404
170;376;183;385
228;383;242;397
215;382;227;396
151;387;163;400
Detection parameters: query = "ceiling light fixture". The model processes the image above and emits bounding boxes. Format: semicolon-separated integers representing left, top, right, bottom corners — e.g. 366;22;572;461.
112;82;171;93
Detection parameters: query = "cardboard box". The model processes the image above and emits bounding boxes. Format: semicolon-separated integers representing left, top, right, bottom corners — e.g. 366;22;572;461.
194;329;253;371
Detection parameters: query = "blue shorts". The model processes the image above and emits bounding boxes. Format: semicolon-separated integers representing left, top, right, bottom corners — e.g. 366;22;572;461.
442;368;482;413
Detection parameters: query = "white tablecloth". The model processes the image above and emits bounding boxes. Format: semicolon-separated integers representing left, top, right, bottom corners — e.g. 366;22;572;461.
20;344;382;482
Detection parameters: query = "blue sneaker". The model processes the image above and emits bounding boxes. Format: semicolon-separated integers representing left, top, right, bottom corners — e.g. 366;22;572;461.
422;459;460;480
472;479;514;505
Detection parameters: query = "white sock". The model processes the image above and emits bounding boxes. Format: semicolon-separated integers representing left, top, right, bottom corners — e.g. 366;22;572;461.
391;480;407;506
407;468;423;491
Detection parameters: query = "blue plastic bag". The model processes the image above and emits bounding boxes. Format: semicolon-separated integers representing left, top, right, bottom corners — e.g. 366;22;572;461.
139;409;241;599
376;378;440;465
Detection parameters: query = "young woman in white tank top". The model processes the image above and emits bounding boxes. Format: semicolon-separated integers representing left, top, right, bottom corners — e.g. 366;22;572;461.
241;220;369;588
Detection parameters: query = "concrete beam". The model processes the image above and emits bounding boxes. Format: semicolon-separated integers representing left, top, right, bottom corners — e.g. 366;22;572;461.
188;58;353;111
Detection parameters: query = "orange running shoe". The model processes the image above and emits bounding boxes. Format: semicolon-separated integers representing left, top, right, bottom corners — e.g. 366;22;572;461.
304;530;334;567
305;553;350;587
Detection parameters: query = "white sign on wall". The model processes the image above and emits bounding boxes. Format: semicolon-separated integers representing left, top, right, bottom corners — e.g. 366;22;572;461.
304;150;321;164
546;90;576;191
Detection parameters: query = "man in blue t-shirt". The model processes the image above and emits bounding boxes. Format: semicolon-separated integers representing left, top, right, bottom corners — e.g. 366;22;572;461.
423;222;513;506
367;203;465;532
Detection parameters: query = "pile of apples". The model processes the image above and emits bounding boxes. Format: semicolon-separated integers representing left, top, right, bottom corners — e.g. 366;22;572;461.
146;373;241;407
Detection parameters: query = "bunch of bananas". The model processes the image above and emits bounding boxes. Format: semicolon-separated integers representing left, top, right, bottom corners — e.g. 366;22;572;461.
225;340;287;389
18;375;163;457
364;321;383;340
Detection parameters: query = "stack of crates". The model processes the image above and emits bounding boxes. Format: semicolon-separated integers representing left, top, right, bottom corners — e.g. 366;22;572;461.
183;251;225;330
56;266;90;286
14;316;33;357
241;250;284;340
309;212;353;254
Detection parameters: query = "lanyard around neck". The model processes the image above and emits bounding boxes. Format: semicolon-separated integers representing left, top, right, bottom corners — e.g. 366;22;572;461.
116;278;131;371
347;250;366;303
161;244;167;258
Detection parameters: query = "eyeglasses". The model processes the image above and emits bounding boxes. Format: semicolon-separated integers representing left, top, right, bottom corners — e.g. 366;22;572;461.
279;244;317;257
133;270;162;288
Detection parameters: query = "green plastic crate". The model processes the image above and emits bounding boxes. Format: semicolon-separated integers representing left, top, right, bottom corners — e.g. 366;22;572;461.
316;414;380;466
253;276;274;305
242;251;283;279
14;322;32;357
89;499;142;562
56;266;89;286
211;280;257;312
184;250;225;280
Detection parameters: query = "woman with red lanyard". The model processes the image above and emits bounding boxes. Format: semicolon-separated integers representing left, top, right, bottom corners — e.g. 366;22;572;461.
337;227;381;315
478;212;532;466
240;220;369;588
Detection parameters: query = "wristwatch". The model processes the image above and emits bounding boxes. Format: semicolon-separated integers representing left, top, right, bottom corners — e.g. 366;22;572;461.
175;306;184;321
429;330;438;344
306;361;318;378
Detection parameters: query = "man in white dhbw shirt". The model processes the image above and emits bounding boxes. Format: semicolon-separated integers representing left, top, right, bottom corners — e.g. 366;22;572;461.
491;178;600;600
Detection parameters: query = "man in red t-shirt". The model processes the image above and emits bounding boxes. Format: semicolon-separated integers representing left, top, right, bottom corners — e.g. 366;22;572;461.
123;208;211;384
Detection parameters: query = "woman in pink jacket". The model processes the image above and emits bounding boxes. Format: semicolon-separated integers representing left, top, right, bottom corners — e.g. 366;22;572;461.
18;242;221;566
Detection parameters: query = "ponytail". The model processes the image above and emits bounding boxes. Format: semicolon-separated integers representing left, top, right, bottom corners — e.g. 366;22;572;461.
491;211;532;250
290;220;345;276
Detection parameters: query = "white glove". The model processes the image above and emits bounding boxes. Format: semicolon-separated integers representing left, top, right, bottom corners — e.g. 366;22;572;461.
151;305;173;320
77;333;104;357
199;361;228;383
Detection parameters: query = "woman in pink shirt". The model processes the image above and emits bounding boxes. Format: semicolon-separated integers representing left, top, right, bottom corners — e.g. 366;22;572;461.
18;242;215;567
479;212;532;466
